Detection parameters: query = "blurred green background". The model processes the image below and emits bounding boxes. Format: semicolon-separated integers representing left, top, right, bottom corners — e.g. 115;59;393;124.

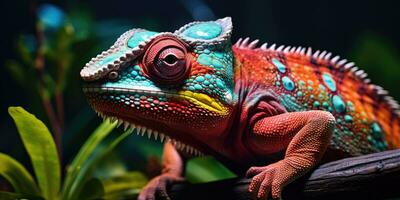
0;0;399;195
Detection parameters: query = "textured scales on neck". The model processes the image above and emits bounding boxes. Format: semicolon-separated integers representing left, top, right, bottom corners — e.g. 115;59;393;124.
233;37;400;155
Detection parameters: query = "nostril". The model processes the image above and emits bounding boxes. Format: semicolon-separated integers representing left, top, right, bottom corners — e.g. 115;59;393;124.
108;71;119;80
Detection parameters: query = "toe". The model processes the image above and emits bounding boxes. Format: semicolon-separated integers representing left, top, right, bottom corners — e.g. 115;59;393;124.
257;175;272;200
249;172;265;194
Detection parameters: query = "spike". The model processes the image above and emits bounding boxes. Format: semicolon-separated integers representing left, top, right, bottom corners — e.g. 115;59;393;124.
140;127;146;136
127;127;135;134
276;45;284;52
240;37;250;48
147;129;153;139
160;133;165;143
260;43;268;50
306;47;312;57
248;39;259;49
123;121;129;131
269;44;276;51
295;46;302;54
319;51;327;60
136;126;142;135
350;66;359;73
344;62;355;70
283;46;291;53
117;120;123;128
337;59;348;66
234;38;243;47
312;50;320;59
355;69;365;76
153;130;159;140
331;55;340;64
324;52;332;60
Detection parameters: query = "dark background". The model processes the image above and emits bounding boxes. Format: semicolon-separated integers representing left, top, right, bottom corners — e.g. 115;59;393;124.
0;0;399;175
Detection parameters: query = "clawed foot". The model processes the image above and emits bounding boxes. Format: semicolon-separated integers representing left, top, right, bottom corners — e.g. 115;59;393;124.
246;160;297;200
138;174;184;200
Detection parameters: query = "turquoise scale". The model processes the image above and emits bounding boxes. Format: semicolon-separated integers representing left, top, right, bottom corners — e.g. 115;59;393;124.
272;58;286;73
182;22;222;40
322;72;336;92
127;31;158;48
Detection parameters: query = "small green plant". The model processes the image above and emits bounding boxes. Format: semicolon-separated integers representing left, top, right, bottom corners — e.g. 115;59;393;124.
0;107;148;200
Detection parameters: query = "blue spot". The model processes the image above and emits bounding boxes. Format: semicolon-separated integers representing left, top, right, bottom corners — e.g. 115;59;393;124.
272;58;286;73
195;76;205;82
282;76;295;91
131;71;138;76
197;54;212;66
332;95;346;113
313;101;321;107
182;22;222;40
38;4;65;30
344;115;353;123
99;52;124;65
322;72;336;92
212;59;224;69
127;31;158;48
297;91;303;97
194;84;203;90
216;78;224;89
214;52;224;58
205;74;212;79
347;101;355;112
203;80;210;86
371;122;382;139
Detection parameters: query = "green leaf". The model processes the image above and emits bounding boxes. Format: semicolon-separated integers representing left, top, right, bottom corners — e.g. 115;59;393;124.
69;130;132;200
101;171;148;200
186;156;236;183
0;153;40;195
0;191;44;200
62;120;117;200
8;106;61;199
78;178;105;200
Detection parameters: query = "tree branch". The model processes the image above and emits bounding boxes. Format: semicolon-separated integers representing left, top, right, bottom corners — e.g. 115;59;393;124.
168;149;400;200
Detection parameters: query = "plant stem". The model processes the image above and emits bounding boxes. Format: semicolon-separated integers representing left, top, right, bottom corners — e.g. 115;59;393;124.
34;21;63;165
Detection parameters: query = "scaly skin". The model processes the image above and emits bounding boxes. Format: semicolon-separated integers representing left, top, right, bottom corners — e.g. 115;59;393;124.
80;17;400;199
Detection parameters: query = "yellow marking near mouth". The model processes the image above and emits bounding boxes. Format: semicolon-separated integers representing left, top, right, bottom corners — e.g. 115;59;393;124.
178;90;227;114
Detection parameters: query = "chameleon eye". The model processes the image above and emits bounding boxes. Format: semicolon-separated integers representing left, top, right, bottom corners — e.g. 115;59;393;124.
142;36;190;84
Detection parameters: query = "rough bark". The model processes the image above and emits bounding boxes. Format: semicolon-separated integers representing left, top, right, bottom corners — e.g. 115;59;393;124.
167;149;400;200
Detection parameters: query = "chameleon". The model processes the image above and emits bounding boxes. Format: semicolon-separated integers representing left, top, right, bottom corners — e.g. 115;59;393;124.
80;17;400;199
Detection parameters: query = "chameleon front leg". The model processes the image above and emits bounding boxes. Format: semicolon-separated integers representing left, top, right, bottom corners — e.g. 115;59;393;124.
138;141;185;200
246;111;335;199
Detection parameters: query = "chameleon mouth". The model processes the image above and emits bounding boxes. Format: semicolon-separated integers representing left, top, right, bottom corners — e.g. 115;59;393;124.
94;110;204;156
82;86;228;115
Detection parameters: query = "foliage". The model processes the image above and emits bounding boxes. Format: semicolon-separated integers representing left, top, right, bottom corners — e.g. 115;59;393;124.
1;107;145;199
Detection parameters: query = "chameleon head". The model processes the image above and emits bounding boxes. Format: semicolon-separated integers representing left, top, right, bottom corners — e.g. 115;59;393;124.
80;17;237;150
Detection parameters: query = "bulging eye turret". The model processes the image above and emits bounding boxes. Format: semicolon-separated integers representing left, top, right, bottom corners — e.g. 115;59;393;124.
141;36;190;84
